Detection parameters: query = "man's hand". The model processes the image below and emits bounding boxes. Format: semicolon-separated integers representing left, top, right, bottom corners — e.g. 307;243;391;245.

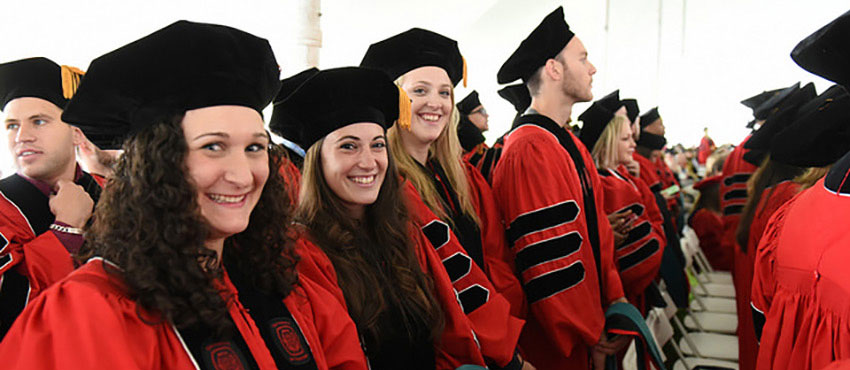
49;180;94;228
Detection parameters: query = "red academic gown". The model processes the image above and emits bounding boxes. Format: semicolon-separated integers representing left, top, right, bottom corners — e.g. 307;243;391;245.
654;156;682;221
751;175;850;370
0;258;369;370
492;115;624;370
0;170;101;338
734;181;800;370
689;209;726;269
464;142;504;185
633;153;663;194
598;167;665;312
698;136;715;165
401;179;525;368
722;136;758;269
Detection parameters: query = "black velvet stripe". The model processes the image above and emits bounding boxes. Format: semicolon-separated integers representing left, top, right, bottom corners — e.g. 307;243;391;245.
514;232;582;274
0;174;53;235
524;261;585;304
0;268;29;340
723;189;748;201
615;203;645;217
752;304;766;342
421;220;450;250
824;150;850;194
176;319;260;370
723;173;751;187
649;183;663;193
506;200;579;245
722;204;745;216
457;284;490;314
479;147;500;181
468;151;484;167
443;253;472;282
618;239;660;272
619;222;652;251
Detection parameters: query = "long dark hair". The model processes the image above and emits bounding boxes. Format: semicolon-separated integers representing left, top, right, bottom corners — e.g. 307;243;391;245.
295;137;444;349
735;155;805;251
82;112;299;336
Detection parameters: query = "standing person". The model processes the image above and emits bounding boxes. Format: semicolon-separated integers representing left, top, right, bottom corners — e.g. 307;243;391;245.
751;11;850;369
492;7;628;369
697;127;715;165
0;21;368;370
580;102;665;314
360;28;526;370
457;90;489;157
688;175;726;269
277;66;526;370
0;57;100;339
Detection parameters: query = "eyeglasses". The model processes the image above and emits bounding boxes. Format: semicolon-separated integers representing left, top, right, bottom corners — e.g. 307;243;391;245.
470;107;488;116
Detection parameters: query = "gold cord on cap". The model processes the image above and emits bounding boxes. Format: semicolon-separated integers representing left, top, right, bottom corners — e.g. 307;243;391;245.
462;56;468;88
397;85;412;131
60;65;85;99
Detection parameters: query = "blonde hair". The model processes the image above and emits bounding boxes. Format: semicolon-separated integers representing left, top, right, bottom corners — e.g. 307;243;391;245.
388;75;479;225
794;165;830;190
591;115;629;169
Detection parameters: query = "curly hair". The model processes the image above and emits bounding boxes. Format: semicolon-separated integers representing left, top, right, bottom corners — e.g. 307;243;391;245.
296;138;444;351
81;112;298;336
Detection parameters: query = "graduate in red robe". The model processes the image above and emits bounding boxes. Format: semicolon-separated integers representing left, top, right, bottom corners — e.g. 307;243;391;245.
492;7;629;369
360;28;526;369
579;97;665;314
0;21;368;370
0;57;100;339
688;176;728;270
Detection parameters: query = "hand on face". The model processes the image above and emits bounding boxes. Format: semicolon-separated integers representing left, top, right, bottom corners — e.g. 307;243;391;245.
182;105;270;241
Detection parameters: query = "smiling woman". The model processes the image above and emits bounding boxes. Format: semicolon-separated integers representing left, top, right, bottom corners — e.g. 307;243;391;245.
0;21;368;370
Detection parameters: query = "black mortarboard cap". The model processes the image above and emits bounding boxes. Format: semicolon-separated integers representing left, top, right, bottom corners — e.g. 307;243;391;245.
597;90;622;112
622;99;640;124
743;103;800;151
457;114;486;151
498;84;531;113
497;6;574;84
276;67;400;150
360;28;466;87
0;57;84;111
639;107;660;128
741;88;782;112
791;10;850;88
269;67;320;146
636;131;666;150
457;90;481;115
770;84;850;167
61;20;281;150
742;149;767;166
578;101;615;150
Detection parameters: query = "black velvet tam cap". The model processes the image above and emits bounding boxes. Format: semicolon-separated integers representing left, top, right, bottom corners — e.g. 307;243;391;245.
578;100;615;150
0;57;84;111
498;84;531;113
791;10;850;88
597;90;622;112
61;20;281;150
269;67;320;145
497;6;574;84
753;82;801;120
744;103;801;152
636;131;666;150
741;88;782;112
360;28;465;87
457;90;481;115
457;114;486;151
277;67;401;150
622;99;640;124
771;84;850;167
639;107;660;128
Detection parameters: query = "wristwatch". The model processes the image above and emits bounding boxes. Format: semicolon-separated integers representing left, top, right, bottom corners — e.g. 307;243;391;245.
49;223;84;235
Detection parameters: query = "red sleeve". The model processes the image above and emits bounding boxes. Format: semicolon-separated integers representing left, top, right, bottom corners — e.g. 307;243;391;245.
402;181;523;367
294;238;348;309
0;203;75;301
464;161;527;319
689;209;729;270
288;276;369;370
751;197;794;316
0;270;195;369
492;131;610;355
629;171;667;246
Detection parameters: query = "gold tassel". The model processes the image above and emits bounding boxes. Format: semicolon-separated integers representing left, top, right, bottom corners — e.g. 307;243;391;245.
397;85;412;131
60;65;85;99
462;56;468;88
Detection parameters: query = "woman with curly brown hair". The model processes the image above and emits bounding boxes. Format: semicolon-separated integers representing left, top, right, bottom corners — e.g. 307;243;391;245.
0;21;367;370
272;66;515;370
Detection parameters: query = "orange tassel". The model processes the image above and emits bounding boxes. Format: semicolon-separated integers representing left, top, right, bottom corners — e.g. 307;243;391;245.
60;65;85;99
462;56;468;88
397;85;412;131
